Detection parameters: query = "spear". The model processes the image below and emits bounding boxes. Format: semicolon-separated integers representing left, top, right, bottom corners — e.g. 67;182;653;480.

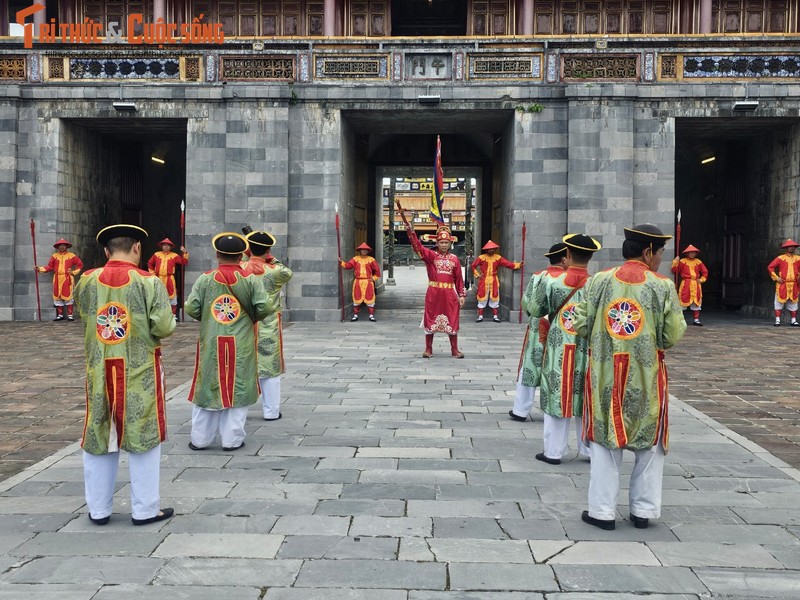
518;220;527;324
675;209;681;285
30;219;42;322
180;199;186;322
335;203;345;322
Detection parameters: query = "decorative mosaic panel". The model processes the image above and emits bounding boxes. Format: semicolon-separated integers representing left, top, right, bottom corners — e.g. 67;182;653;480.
299;52;311;83
660;55;677;79
314;55;388;79
454;51;464;81
0;56;26;81
28;54;41;83
70;57;181;80
184;57;201;81
392;51;402;82
562;55;638;79
206;54;216;82
643;51;655;82
468;55;541;80
682;55;800;78
48;57;66;80
220;56;294;81
546;53;559;83
406;54;451;81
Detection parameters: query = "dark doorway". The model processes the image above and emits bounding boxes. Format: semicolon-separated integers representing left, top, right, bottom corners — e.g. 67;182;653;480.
392;0;468;36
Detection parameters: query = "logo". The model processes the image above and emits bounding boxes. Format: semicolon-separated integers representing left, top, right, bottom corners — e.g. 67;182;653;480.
605;298;644;340
212;294;241;324
16;3;224;49
96;302;129;344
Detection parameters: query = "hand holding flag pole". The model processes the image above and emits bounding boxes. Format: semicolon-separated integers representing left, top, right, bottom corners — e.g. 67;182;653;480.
30;219;42;322
335;203;345;322
675;209;681;286
180;200;186;322
518;220;526;324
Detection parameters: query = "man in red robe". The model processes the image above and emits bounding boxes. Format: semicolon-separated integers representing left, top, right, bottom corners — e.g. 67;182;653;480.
397;201;466;358
671;244;708;326
768;239;800;327
147;238;189;317
471;240;522;322
36;238;83;321
340;242;381;322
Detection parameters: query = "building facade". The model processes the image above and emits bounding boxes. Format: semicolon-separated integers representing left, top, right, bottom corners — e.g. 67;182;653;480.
2;0;800;320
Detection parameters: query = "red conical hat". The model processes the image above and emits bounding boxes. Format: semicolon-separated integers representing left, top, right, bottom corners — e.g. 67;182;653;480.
356;242;372;251
482;240;500;251
782;239;800;248
157;237;176;247
53;238;72;248
682;244;700;254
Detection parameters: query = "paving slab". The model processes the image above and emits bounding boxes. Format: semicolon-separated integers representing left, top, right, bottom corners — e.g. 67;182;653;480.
153;557;302;587
447;563;558;592
293;559;446;589
1;556;164;584
694;567;800;598
93;585;263;600
0;584;102;600
648;541;784;568
153;532;284;558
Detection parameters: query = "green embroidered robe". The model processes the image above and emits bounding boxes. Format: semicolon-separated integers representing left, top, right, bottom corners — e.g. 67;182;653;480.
572;260;687;451
185;264;273;409
520;265;564;388
74;259;176;455
527;266;590;419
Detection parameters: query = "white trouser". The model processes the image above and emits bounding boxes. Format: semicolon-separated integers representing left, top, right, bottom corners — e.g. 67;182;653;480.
54;299;74;306
83;445;161;521
682;303;701;311
774;297;798;311
587;441;665;521
259;376;281;419
477;297;499;309
512;371;537;418
191;405;249;448
543;415;590;459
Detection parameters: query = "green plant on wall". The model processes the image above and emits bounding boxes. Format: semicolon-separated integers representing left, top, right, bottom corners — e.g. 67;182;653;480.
516;103;545;113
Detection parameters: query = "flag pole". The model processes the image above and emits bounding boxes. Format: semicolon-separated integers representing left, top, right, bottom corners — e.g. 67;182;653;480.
30;219;42;322
335;203;345;322
518;220;526;324
675;209;681;285
179;199;186;322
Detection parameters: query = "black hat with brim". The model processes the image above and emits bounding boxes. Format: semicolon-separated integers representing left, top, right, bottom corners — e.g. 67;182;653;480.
213;232;249;255
624;224;672;246
544;242;568;257
563;233;602;252
246;230;277;248
96;224;148;246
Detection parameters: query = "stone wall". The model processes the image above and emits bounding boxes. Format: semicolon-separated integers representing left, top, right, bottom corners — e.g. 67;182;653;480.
0;95;18;321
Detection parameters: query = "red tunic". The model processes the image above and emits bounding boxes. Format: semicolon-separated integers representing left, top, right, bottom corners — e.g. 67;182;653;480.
148;250;189;299
768;253;800;303
408;230;466;334
671;257;708;307
340;255;381;305
40;251;83;301
470;253;521;303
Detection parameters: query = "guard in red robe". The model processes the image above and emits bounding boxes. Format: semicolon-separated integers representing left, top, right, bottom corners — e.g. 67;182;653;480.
147;238;189;316
768;238;800;326
471;240;522;322
671;244;708;326
340;242;381;322
397;202;466;358
36;238;83;321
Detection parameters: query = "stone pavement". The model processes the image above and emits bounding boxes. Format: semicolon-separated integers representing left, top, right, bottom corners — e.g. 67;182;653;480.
1;266;800;598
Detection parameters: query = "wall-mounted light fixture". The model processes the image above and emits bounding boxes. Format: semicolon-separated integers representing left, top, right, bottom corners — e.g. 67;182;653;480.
417;94;441;105
151;156;165;165
112;101;137;112
701;156;716;164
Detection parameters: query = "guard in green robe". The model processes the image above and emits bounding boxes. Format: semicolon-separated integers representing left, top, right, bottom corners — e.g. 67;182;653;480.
573;224;687;531
185;232;273;451
74;224;176;527
510;242;567;422
243;229;293;420
527;233;601;465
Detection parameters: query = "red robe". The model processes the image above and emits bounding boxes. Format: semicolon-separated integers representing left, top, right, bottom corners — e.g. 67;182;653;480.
671;257;708;307
148;250;189;300
408;230;465;334
40;251;83;301
768;253;800;303
340;255;381;305
471;253;521;303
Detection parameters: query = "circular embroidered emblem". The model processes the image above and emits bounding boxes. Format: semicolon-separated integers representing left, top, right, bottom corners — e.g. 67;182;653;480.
605;298;644;340
96;302;129;344
212;294;241;324
559;303;577;333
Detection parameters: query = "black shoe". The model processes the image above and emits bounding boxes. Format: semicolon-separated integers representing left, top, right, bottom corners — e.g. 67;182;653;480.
351;315;358;321
792;321;800;327
88;514;110;526
132;507;174;526
369;315;376;322
188;442;206;451
508;410;528;422
535;452;561;465
493;316;501;323
692;320;702;326
223;441;245;451
582;510;615;530
54;316;63;321
264;413;282;421
476;315;484;322
629;513;649;529
775;322;781;327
